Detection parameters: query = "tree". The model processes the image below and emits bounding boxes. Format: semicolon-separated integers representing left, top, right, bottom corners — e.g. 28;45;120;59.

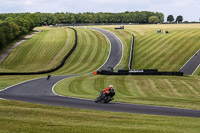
148;16;160;24
155;12;164;23
0;27;6;49
167;15;174;23
135;12;146;23
176;15;183;23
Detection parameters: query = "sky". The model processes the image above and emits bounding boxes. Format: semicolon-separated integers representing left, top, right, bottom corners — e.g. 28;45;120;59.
0;0;199;21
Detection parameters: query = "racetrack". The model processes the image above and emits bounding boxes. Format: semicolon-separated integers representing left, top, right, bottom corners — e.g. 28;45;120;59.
90;27;123;71
180;49;200;75
1;28;200;118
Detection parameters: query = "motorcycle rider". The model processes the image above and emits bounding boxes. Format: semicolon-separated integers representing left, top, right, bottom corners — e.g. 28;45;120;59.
99;85;115;100
47;73;51;80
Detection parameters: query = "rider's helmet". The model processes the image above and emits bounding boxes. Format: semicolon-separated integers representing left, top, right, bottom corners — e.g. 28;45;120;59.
109;85;113;88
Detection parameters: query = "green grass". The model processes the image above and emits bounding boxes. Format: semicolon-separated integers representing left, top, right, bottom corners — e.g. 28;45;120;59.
53;28;110;75
1;24;200;132
0;100;200;133
0;27;74;72
0;75;45;90
0;27;110;75
55;74;200;110
95;24;200;71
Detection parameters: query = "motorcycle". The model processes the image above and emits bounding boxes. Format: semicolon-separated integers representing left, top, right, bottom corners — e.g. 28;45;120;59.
47;74;51;80
95;89;115;103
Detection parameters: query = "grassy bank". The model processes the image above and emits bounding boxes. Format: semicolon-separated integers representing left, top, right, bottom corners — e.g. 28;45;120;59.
53;27;110;75
95;24;200;71
54;74;200;110
0;100;200;133
1;24;200;132
0;27;74;72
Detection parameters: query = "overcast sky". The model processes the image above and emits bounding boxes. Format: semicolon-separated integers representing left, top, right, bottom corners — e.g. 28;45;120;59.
0;0;199;21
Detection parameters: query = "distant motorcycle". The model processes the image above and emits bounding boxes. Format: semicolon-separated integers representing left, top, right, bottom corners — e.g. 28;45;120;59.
95;89;115;103
47;74;51;80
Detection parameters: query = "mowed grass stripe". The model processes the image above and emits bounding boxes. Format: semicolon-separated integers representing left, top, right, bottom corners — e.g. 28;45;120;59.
163;79;182;97
54;28;90;74
147;79;166;97
170;30;200;70
0;27;70;72
100;24;200;71
72;29;108;74
106;29;132;69
72;31;98;73
48;28;74;67
180;80;200;97
134;30;192;70
54;28;110;75
115;76;132;96
168;30;200;70
135;31;182;65
133;34;169;68
145;30;193;70
166;30;200;70
69;76;91;96
124;77;144;97
66;29;94;73
55;74;200;109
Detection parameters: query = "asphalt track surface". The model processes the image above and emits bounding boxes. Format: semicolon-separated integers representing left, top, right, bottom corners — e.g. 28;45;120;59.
1;28;200;118
90;27;123;70
179;49;200;75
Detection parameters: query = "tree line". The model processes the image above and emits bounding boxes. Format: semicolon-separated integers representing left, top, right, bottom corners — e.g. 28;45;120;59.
167;15;183;23
36;11;164;25
0;11;164;50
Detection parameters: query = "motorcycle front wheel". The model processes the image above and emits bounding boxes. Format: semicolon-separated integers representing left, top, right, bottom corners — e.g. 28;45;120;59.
95;97;100;103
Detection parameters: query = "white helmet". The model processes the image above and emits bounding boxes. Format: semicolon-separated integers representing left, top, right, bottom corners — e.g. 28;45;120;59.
109;85;113;88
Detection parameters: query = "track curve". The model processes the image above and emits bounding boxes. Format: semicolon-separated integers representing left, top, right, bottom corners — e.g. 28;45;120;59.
1;28;200;118
180;49;200;75
90;27;123;71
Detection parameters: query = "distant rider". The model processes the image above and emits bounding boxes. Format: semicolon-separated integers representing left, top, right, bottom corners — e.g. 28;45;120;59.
47;73;51;80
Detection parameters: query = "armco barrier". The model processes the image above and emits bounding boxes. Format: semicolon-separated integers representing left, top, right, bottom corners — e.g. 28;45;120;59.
128;34;134;70
97;70;184;76
0;27;78;75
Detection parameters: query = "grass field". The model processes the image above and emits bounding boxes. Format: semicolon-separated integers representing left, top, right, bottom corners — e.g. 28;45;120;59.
54;74;200;110
1;24;200;132
54;24;200;110
0;100;200;133
95;24;200;71
0;27;74;72
0;27;110;90
0;27;110;75
53;27;110;75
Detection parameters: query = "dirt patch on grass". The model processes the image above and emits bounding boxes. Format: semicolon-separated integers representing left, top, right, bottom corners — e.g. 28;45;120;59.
0;30;41;63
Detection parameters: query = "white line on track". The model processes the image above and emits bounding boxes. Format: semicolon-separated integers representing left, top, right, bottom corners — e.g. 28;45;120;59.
88;27;124;70
89;28;112;71
51;27;124;99
0;77;45;92
192;64;200;75
52;76;93;101
0;98;5;100
103;28;124;69
179;49;200;70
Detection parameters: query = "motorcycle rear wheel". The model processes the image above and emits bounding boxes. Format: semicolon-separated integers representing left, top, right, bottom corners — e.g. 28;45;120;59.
102;96;111;103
